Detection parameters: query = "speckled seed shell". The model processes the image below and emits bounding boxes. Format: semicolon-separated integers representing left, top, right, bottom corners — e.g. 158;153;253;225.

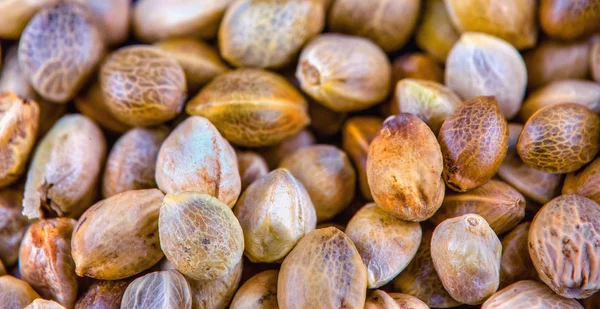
230;270;279;309
345;203;421;288
481;280;584;309
387;293;430;309
159;192;244;281
367;114;444;221
155;38;229;92
540;0;600;41
517;103;600;173
296;33;391;112
415;0;459;63
74;279;130;309
72;189;165;280
234;169;316;263
219;0;324;69
391;79;462;134
102;127;169;198
259;129;316;170
393;227;461;308
19;218;78;308
364;290;400;309
155;116;241;207
186;69;310;147
18;2;105;103
529;194;600;298
188;257;243;309
439;96;509;192
445;32;527;119
134;0;232;42
0;276;40;309
25;299;67;309
0;92;39;188
519;79;600;122
237;151;269;191
74;81;131;134
278;227;367;309
563;156;600;204
328;0;420;52
431;214;502;305
499;222;538;288
0;0;62;39
391;53;444;84
100;45;186;127
342;116;382;201
431;180;525;235
0;187;28;266
279;145;355;222
23;114;106;219
121;270;192;309
444;0;537;50
523;39;590;90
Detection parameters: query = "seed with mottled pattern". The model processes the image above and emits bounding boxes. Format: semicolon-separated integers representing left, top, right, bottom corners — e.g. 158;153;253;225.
18;2;105;103
365;290;429;309
236;151;269;192
120;270;192;309
230;270;279;309
563;156;600;204
74;81;131;134
100;45;186;127
259;129;315;170
74;279;130;309
188;257;243;309
529;194;600;298
517;103;600;173
278;227;367;309
159;192;244;281
482;280;584;309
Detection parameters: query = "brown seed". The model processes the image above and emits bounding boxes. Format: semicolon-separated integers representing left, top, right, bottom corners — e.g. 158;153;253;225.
186;69;309;147
518;103;600;173
499;222;537;288
524;39;590;90
563;156;600;204
219;0;324;69
0;260;5;276
519;79;600;122
230;270;279;309
121;270;192;309
506;123;524;154
278;227;367;309
100;45;187;127
25;299;67;309
78;0;130;46
387;293;430;309
19;218;78;308
328;0;420;52
155;116;241;207
23;114;106;219
307;101;347;139
133;0;231;42
280;145;355;222
367;114;444;221
72;189;165;280
187;257;243;309
591;37;600;83
393;227;462;308
345;203;421;288
296;33;391;112
391;53;444;84
237;151;269;191
0;0;61;39
430;180;525;235
364;290;399;309
444;0;537;50
0;93;39;188
0;187;28;266
234;169;316;263
159;192;244;281
0;275;40;308
74;81;131;134
18;2;105;103
482;280;584;309
415;0;459;63
74;279;130;309
391;79;462;134
102;127;169;198
155;38;229;93
583;292;600;309
529;194;600;298
259;129;315;170
431;214;501;305
539;0;600;41
445;33;527;119
439;96;509;192
341;116;382;200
